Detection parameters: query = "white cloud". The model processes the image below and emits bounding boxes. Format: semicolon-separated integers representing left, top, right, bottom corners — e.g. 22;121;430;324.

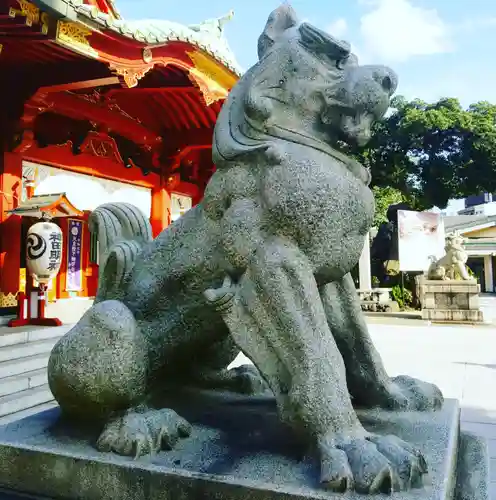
327;18;348;38
358;0;453;63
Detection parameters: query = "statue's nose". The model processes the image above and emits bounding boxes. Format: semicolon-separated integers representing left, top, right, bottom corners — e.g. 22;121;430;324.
370;66;398;96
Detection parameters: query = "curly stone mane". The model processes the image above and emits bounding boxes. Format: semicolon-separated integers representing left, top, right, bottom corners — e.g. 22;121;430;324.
212;6;362;170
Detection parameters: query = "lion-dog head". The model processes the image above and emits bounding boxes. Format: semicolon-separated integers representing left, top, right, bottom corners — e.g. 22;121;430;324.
213;4;398;168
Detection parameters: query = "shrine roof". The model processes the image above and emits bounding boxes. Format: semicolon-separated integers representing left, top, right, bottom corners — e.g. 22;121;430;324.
62;0;242;75
444;214;496;231
8;193;84;218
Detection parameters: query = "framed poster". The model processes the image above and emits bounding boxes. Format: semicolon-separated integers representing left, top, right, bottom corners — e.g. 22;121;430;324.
66;219;84;291
397;210;445;272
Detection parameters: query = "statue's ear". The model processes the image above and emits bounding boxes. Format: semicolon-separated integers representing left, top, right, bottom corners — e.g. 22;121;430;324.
257;3;299;60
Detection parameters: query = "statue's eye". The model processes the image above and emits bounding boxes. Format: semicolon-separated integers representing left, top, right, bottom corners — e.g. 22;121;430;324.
336;57;348;70
279;79;285;86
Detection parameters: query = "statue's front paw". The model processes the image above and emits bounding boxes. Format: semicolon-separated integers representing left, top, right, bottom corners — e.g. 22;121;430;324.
320;433;427;493
387;375;443;411
96;407;192;458
358;375;443;411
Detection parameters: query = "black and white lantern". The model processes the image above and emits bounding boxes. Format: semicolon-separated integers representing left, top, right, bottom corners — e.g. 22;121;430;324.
26;221;63;284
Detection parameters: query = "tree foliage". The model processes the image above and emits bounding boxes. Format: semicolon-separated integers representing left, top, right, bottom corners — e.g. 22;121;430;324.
371;186;407;227
353;97;496;210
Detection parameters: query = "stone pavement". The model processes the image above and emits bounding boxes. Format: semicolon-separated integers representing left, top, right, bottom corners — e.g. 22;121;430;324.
368;322;496;497
480;293;496;324
232;318;496;498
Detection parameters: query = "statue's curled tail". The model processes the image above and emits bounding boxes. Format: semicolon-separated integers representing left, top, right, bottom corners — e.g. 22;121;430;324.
89;203;153;302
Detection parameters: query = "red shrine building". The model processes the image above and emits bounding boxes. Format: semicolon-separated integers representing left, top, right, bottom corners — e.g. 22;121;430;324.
0;0;241;317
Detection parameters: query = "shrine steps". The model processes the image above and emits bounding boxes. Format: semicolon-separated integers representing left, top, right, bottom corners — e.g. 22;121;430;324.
0;325;71;424
0;385;55;421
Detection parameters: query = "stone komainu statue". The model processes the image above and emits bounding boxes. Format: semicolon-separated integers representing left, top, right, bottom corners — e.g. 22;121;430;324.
48;5;443;494
427;231;471;280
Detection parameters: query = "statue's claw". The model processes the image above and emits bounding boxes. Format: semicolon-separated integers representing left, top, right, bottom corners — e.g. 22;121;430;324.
96;407;192;459
320;433;427;493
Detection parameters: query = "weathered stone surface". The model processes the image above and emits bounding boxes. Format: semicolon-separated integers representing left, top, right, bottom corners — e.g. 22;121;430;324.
0;398;485;500
455;431;489;500
45;3;447;494
417;277;483;323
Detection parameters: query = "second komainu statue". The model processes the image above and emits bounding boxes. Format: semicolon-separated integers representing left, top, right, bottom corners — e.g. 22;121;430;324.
48;5;443;494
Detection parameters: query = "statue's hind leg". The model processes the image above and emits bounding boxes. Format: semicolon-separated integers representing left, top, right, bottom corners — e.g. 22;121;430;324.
207;239;427;492
320;273;443;411
185;335;270;395
48;300;191;458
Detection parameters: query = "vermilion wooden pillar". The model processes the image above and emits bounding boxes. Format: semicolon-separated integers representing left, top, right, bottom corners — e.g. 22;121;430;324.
0;153;23;303
150;183;171;238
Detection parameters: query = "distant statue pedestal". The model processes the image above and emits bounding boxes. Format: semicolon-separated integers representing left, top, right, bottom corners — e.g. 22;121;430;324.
417;276;484;323
357;288;399;312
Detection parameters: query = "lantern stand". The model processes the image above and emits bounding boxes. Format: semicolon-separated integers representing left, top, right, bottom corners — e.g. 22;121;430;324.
8;212;62;328
8;284;62;328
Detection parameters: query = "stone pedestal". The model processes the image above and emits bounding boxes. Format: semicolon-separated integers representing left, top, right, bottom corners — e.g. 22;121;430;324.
0;395;488;500
416;276;484;323
358;288;398;312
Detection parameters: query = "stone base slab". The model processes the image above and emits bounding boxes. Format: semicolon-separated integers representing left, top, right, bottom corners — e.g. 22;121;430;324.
0;396;488;500
422;309;484;323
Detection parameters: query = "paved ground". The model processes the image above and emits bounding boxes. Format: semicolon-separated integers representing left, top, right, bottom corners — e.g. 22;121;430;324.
232;314;496;497
481;293;496;324
369;322;496;496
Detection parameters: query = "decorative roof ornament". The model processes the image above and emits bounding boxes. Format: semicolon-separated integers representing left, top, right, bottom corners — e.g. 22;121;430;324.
64;1;242;74
188;10;235;40
78;0;121;19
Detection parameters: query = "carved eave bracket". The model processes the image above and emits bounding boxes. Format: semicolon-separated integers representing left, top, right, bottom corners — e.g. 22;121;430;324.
80;131;124;164
187;70;228;106
55;20;99;58
13;92;53;153
109;62;155;88
9;0;38;27
9;0;50;33
186;50;236;105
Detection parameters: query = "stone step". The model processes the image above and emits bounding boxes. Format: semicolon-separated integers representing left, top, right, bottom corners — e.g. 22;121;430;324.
0;338;58;364
0;353;50;380
0;368;47;398
0;325;69;349
0;401;58;428
0;316;15;328
0;385;54;418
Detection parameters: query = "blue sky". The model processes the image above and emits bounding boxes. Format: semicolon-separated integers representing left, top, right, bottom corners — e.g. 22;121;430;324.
116;0;496;107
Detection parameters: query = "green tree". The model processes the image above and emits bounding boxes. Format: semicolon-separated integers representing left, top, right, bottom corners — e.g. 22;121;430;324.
354;97;496;209
371;186;406;227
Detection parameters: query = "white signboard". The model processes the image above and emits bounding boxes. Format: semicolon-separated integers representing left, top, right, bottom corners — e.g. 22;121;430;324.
397;210;445;272
171;193;192;222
